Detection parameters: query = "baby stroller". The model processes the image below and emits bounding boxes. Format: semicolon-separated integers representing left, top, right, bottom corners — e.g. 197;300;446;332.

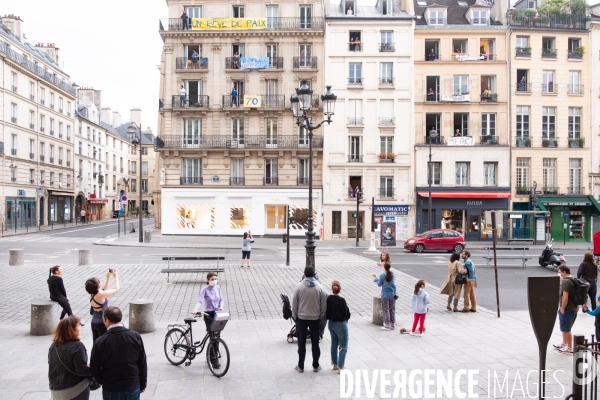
280;294;326;343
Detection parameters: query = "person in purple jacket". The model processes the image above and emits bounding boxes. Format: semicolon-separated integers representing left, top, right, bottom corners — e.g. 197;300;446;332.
191;272;223;369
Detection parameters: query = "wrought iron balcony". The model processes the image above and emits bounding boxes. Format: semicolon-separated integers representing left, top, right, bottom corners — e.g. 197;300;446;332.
11;148;16;156
516;83;532;93
379;117;395;125
50;157;54;163
568;138;585;148
348;43;363;52
175;57;208;70
542;137;558;147
347;78;363;87
568;186;585;195
293;57;318;69
515;136;531;147
159;17;324;31
348;155;363;163
40;155;45;162
480;135;499;145
156;135;323;150
542;49;557;59
29;152;34;160
30;123;34;130
264;177;278;185
347;117;363;125
11;117;17;123
379;188;395;198
480;94;498;102
515;186;532;195
59;159;63;165
379;78;394;86
379;43;395;52
542;84;557;94
30;94;34;101
230;177;245;186
507;12;588;31
516;48;531;57
67;161;71;167
171;95;210;108
425;135;443;144
11;177;16;182
543;187;560;195
40;99;45;105
50;130;54;136
425;94;440;102
30;179;34;184
568;51;584;60
568;84;584;94
222;94;285;108
297;177;309;186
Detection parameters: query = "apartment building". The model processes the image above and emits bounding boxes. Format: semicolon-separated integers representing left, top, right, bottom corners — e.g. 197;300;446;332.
590;5;600;231
508;0;597;242
322;0;415;241
0;15;76;229
156;0;325;235
413;0;510;241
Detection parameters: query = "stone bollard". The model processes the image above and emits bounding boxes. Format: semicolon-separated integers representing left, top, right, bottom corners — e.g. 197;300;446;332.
9;249;24;266
129;222;136;233
78;250;92;266
129;299;155;333
31;300;58;335
372;296;383;326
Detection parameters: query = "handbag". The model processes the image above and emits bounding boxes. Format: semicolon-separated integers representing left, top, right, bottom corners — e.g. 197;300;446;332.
454;275;467;285
54;346;101;391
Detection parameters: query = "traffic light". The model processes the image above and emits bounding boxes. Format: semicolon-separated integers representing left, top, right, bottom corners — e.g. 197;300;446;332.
352;213;357;218
282;234;288;243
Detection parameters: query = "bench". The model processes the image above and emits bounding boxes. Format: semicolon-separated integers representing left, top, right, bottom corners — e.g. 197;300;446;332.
482;247;530;268
508;238;535;243
160;256;225;283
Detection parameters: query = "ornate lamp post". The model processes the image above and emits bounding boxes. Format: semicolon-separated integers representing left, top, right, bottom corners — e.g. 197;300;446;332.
290;83;336;270
127;122;144;243
428;129;439;231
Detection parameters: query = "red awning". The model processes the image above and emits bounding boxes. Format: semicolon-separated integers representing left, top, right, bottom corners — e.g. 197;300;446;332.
417;191;510;199
88;199;109;204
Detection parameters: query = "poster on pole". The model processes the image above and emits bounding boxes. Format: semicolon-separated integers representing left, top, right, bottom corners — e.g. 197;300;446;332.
381;217;396;247
536;217;545;241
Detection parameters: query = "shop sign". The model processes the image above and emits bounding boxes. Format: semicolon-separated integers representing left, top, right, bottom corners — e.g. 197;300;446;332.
17;189;26;196
509;214;522;219
37;187;44;196
466;201;483;206
374;205;408;215
542;201;591;206
447;137;475;146
562;212;570;217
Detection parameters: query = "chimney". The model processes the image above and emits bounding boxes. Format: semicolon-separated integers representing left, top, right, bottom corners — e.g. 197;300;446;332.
1;15;23;41
130;108;142;127
101;107;112;125
78;87;102;113
112;111;122;127
34;43;60;64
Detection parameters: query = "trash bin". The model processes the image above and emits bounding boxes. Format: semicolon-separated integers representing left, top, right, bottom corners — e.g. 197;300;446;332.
144;230;152;243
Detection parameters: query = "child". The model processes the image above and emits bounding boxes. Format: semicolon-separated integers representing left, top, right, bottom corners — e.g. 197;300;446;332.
371;263;397;330
192;272;223;368
410;280;430;337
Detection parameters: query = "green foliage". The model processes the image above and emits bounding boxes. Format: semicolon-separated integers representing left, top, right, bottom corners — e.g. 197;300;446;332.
573;45;585;55
570;0;588;17
538;0;570;16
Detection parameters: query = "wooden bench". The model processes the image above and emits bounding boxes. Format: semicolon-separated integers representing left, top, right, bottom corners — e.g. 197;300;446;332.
160;256;225;283
482;247;530;268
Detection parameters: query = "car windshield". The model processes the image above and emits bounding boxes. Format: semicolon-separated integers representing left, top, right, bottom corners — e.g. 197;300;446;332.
415;231;431;237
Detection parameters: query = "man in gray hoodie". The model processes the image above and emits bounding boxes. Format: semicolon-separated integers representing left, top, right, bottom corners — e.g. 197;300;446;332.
292;266;329;372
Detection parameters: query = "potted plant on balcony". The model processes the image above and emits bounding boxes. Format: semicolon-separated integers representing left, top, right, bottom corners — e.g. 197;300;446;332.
542;48;557;58
570;46;585;59
542;138;557;147
516;185;528;195
516;137;530;147
516;46;532;56
568;137;585;147
386;152;396;160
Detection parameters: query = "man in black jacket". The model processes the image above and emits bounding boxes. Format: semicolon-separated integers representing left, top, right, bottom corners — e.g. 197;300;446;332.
90;307;147;399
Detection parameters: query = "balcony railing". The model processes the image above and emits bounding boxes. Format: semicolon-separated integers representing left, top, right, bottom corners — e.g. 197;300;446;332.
30;179;34;184
40;127;45;132
425;94;440;102
515;136;531;147
568;186;585;195
0;42;76;96
568;51;584;60
379;78;394;86
425;135;443;144
297;177;309;186
59;159;63;165
230;177;245;186
30;123;35;130
29;152;34;160
223;56;283;70
50;130;54;136
159;17;324;31
264;177;278;185
379;43;395;52
568;138;585;148
50;157;54;163
480;135;499;145
347;117;363;125
348;43;363;52
379;117;395;125
156;135;324;150
180;177;203;185
171;95;210;108
542;49;557;59
11;117;17;123
11;148;16;156
175;57;209;70
425;53;441;61
379;188;395;198
348;155;363;163
516;83;532;93
568;84;584;94
515;186;532;195
67;161;71;167
542;137;558;147
516;48;531;57
292;57;318;69
347;78;363;86
40;155;45;162
480;94;498;102
543;187;560;195
507;12;588;31
222;95;242;108
542;84;557;94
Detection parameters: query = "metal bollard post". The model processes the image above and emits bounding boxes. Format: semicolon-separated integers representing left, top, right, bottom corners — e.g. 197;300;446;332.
572;334;586;400
26;220;29;232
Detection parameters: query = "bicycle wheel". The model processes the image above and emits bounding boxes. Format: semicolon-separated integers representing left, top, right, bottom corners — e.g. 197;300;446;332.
164;328;190;365
206;337;230;377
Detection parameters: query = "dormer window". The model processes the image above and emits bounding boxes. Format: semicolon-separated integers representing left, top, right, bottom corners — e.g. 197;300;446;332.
377;0;393;15
428;10;446;25
343;0;356;15
527;0;536;8
471;10;488;25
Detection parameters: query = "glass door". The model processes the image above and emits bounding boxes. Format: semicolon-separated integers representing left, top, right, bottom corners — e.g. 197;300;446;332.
266;6;278;29
266;205;287;231
185;81;203;106
468;214;480;240
183;119;201;147
266;44;277;67
299;44;312;68
300;6;312;29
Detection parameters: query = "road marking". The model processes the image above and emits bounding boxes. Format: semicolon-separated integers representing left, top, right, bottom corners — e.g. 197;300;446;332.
47;221;149;236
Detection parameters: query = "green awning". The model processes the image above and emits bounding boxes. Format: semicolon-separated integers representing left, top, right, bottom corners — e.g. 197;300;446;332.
535;198;547;212
538;196;600;215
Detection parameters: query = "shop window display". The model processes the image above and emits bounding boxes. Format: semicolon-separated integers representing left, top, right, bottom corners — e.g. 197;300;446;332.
230;205;251;229
570;210;584;239
440;210;465;234
175;204;215;229
480;210;503;238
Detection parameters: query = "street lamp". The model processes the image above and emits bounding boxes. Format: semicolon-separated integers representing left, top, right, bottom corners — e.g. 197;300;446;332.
428;129;439;232
290;83;336;270
127;122;144;243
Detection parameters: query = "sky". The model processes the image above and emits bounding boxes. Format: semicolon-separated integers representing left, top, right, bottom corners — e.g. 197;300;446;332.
7;0;168;133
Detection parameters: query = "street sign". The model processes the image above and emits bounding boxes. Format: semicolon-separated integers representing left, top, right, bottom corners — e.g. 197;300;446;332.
212;176;220;183
535;191;542;195
562;212;570;218
121;195;128;201
509;214;523;219
115;202;121;211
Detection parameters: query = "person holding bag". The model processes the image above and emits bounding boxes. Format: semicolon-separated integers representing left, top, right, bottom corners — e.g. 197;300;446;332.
372;263;397;330
48;315;99;400
439;253;468;312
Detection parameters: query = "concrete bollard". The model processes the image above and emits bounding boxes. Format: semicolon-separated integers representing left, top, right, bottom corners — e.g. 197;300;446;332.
31;300;58;335
78;250;92;266
129;299;155;333
372;296;383;326
9;249;24;266
129;222;136;233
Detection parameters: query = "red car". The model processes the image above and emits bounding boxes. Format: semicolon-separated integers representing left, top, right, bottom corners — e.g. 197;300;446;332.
404;229;466;253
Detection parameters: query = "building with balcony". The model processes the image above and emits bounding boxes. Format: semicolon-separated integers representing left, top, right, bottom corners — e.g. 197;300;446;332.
412;0;511;241
508;1;597;242
156;0;325;236
589;4;600;233
322;0;415;241
0;15;76;229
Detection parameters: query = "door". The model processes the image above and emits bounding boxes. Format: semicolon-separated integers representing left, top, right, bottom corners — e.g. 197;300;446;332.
265;159;277;184
299;126;309;147
233;44;245;58
468;215;480;240
266;205;287;231
232;80;244;99
232;118;244;145
183;119;201;147
185;81;202;106
569;71;580;93
299;44;312;68
543;71;554;92
266;6;278;29
425;230;444;249
347;211;364;238
300;6;312;29
266;44;277;67
266;118;278;147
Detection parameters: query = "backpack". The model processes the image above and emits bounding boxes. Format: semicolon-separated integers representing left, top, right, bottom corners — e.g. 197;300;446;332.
569;277;590;306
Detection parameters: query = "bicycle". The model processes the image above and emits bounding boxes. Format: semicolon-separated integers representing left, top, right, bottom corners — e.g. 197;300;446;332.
163;313;230;377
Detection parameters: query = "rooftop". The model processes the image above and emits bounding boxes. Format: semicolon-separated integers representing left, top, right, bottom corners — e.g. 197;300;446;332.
413;0;503;26
327;4;412;18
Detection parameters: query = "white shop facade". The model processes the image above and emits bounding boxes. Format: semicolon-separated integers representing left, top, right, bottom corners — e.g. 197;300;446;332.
161;187;322;236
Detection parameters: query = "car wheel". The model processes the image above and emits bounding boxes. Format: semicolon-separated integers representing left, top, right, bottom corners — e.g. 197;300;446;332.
453;244;464;253
414;244;425;253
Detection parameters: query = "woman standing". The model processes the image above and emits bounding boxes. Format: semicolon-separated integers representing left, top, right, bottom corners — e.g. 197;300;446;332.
240;231;254;268
439;253;468;312
48;266;80;324
578;252;598;309
326;280;351;374
372;263;397;330
48;316;91;400
410;280;430;336
85;270;119;342
376;252;391;268
192;272;224;369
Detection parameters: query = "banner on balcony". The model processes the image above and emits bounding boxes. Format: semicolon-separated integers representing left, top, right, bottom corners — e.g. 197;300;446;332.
447;137;475;146
243;95;261;108
440;94;471;102
191;18;266;30
240;57;269;69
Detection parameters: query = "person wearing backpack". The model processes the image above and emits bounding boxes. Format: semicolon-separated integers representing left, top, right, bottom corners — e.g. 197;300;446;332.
555;265;588;353
577;252;598;309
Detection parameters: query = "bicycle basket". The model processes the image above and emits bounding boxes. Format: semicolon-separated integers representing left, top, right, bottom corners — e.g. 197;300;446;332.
208;311;230;332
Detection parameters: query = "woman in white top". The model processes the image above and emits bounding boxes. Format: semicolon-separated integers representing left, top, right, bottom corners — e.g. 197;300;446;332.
179;85;186;106
240;231;254;268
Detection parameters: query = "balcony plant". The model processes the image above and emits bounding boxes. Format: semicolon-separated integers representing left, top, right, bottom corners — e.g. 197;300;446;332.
516;185;528;194
542;138;557;147
572;45;585;56
568;137;585;147
516;46;532;56
378;152;396;161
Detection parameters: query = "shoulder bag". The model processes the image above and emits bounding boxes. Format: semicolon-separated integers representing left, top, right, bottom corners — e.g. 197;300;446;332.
454;262;467;285
54;346;100;391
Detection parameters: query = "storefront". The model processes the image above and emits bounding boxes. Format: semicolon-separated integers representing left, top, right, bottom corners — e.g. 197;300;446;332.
416;188;510;241
161;188;322;236
5;195;37;230
88;195;108;221
48;191;73;223
374;205;410;245
536;196;600;242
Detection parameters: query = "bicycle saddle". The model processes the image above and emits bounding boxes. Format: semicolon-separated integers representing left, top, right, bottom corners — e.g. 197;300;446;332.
184;318;197;323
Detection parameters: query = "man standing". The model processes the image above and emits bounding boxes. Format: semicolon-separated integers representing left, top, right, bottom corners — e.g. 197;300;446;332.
91;307;147;399
231;86;238;107
80;208;86;224
181;10;189;30
292;266;328;373
555;265;579;353
461;251;477;312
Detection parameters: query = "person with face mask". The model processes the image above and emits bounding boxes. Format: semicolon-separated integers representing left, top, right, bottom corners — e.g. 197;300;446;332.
192;272;223;369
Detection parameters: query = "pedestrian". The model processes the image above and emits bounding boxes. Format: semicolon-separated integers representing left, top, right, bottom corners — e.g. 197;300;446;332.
326;280;351;374
554;265;579;353
439;253;468;312
427;48;437;61
90;307;147;399
179;85;186;107
191;272;223;369
377;251;391;268
240;231;254;268
410;280;430;336
578;252;598;309
48;266;82;325
231;86;238;107
461;250;477;312
85;270;120;343
80;209;86;224
181;10;189;30
48;316;92;400
372;262;397;330
583;296;600;346
292;266;329;373
517;75;527;92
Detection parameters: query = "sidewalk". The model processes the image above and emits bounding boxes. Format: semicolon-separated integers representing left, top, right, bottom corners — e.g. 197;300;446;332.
0;218;110;238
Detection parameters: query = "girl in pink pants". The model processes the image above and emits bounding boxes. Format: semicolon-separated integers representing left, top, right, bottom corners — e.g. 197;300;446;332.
410;280;430;337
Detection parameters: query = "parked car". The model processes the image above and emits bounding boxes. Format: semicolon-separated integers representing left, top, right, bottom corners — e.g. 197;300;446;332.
404;229;466;253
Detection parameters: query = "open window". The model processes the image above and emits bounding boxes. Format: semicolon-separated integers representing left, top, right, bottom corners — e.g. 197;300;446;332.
232;44;245;57
516;69;529;92
182;45;203;69
479;39;495;60
426;114;441;143
349;31;362;51
452;39;468;55
425;76;440;102
453;113;469;137
349;176;362;197
185;81;204;106
342;0;356;15
377;0;393;15
480;76;496;101
425;39;440;61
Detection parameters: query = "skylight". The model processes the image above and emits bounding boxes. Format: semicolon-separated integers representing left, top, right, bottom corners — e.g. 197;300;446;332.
417;1;427;5
458;1;468;6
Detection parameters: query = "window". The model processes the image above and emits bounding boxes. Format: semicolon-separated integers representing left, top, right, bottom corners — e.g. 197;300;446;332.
78;141;82;154
516;106;530;138
40;87;45;104
542;71;554;93
349;31;362;51
455;162;469;186
265;158;278;184
130;179;137;192
87;127;91;139
59;97;63;112
347;99;362;124
266;5;278;28
67;175;71;187
40;170;45;184
516;158;530;188
58;122;63;137
231;158;244;179
265;118;278;147
516;36;529;49
542;107;556;138
349;136;361;161
266;44;278;67
232;118;244;145
332;211;342;235
29;110;35;127
428;162;441;185
472;10;488;25
142;162;148;175
379;0;393;15
30;169;34;183
379;99;394;124
380;177;393;198
40;142;45;156
298;159;309;184
299;126;309;147
50;118;54;134
181;158;201;183
480;76;496;99
349;63;362;84
453;76;468;95
480;39;495;60
29;81;35;99
11;72;17;91
568;38;581;54
141;179;148;193
131;161;136;174
428;10;445;25
67;102;71;115
380;63;393;85
40;115;45;131
453;113;469;136
568;71;581;93
569;159;582;193
183;118;201;146
67;150;71;165
380;31;393;50
568;108;581;139
452;39;468;54
50;172;54;185
481;114;496;137
299;44;312;67
141;147;148;155
380;137;393;154
232;6;244;17
67;125;71;139
11;103;17;121
50;93;55;107
10;166;16;182
29;139;34;156
483;162;497;186
185;6;203;18
543;159;556;192
11;134;17;154
299;5;312;28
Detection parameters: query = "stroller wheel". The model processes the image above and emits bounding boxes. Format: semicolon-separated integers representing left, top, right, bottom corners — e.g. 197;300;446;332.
287;336;294;343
